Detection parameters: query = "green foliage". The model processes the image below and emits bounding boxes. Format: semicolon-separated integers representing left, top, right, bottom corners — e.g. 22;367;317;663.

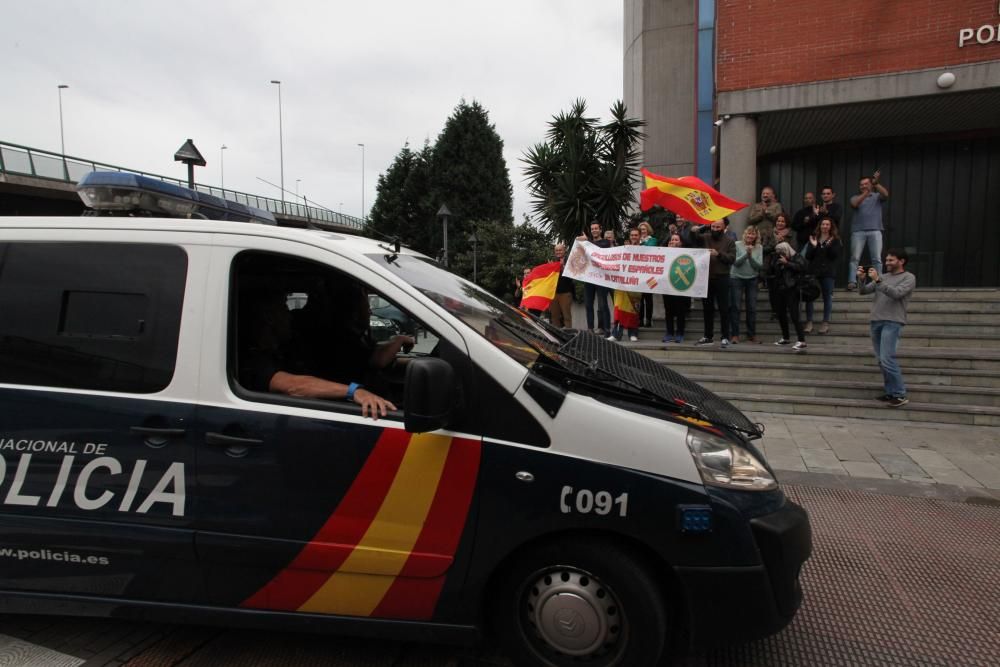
523;99;645;244
450;215;554;302
366;100;514;285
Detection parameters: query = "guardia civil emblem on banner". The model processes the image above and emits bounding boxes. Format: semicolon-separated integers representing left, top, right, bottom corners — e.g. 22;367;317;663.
669;254;697;292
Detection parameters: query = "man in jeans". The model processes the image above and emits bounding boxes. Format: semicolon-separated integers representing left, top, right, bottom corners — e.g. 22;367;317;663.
847;170;889;290
857;249;916;407
581;221;611;334
691;220;736;349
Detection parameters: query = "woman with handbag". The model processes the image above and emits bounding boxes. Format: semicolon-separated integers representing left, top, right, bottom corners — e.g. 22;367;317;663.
768;242;808;351
802;217;842;334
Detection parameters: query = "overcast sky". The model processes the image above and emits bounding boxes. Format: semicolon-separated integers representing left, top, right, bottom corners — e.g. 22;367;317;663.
3;0;622;223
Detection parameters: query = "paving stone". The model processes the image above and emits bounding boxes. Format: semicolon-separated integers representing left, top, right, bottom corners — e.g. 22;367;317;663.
902;448;959;471
793;436;832;450
841;461;891;479
874;454;929;479
829;443;875;463
800;449;847;474
766;455;807;472
924;468;983;488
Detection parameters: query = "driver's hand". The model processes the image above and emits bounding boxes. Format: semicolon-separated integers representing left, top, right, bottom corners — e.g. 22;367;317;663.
392;335;416;353
353;388;396;420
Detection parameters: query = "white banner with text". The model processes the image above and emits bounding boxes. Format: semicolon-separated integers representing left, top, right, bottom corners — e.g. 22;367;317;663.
563;240;710;298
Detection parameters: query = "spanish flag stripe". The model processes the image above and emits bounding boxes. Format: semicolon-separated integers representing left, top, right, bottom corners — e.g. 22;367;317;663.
371;436;482;618
520;261;561;311
240;428;410;611
298;433;453;616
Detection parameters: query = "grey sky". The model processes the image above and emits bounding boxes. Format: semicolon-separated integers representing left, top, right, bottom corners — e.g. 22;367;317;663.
3;0;622;223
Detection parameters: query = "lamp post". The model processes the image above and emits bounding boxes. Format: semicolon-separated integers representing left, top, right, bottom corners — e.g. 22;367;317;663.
357;143;365;223
469;227;479;284
437;203;452;267
57;84;69;179
296;178;301;198
220;144;227;190
270;80;284;213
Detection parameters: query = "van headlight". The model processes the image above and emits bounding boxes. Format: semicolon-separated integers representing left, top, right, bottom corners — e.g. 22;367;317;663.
686;430;776;491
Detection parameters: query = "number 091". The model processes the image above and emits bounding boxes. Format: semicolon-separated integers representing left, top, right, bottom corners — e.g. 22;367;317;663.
560;486;628;517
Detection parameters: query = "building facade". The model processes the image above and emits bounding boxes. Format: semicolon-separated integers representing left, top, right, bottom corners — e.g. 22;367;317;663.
625;0;1000;286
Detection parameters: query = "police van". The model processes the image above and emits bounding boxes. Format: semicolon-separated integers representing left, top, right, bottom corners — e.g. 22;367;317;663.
0;172;811;666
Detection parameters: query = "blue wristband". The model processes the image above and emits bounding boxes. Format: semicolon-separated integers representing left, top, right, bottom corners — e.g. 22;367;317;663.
346;382;361;400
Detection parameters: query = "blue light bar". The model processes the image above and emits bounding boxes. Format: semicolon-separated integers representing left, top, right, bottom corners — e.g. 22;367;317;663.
76;172;276;225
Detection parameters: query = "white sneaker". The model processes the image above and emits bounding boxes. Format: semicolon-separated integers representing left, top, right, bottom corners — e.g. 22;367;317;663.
792;341;807;352
606;335;619;342
720;338;730;349
774;339;791;346
629;335;639;342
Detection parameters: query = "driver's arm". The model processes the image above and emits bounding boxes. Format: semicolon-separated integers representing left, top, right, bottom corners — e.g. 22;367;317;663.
269;371;396;420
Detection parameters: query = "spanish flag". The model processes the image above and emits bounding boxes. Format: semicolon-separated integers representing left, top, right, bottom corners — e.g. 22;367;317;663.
613;291;641;330
640;169;748;223
520;261;561;311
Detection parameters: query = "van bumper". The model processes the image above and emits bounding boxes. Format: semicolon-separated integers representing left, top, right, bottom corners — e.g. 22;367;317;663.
673;500;812;647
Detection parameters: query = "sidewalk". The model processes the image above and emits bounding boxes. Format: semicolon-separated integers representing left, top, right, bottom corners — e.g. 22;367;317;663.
749;411;1000;498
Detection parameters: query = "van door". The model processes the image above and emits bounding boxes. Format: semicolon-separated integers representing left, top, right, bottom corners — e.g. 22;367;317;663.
0;239;204;604
193;243;482;621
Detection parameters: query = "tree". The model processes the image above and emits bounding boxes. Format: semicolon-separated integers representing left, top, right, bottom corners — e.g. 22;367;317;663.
366;142;436;255
523;99;644;243
450;215;553;302
366;100;514;281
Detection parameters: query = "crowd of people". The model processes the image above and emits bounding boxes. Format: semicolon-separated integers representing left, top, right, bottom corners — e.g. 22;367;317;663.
516;173;893;357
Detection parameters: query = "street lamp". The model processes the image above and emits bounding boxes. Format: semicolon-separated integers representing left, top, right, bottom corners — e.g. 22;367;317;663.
357;143;365;224
220;144;227;190
270;80;284;213
437;203;452;267
57;84;69;179
296;178;301;198
469;227;479;283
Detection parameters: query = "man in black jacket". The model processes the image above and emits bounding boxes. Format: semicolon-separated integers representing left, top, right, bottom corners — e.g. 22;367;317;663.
792;192;821;248
691;220;736;349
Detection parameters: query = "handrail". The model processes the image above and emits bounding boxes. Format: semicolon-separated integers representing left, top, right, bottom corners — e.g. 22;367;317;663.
0;140;364;230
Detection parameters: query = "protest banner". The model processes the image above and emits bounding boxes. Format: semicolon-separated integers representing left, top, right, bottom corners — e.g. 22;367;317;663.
563;240;710;298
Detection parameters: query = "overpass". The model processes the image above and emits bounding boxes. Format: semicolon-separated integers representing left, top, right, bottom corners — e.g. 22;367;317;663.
0;141;364;232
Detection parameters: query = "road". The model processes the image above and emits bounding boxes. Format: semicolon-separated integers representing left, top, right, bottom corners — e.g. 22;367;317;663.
1;480;997;666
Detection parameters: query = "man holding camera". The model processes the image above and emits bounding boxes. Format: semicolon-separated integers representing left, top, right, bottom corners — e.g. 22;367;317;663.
847;170;889;290
857;249;916;407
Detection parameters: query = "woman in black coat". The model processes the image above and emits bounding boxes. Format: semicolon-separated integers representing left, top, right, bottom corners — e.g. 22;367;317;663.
768;242;808;351
802;217;842;334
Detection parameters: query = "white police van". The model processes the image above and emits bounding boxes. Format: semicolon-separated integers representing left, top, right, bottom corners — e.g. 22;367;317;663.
0;173;811;666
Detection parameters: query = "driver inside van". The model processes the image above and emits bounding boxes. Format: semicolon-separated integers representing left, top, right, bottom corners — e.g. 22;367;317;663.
239;281;412;420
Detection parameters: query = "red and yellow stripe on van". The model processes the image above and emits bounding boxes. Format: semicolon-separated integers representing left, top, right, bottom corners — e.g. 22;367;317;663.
241;429;481;620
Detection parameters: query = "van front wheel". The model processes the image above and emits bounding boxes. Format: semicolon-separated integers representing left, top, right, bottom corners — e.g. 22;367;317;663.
492;539;669;666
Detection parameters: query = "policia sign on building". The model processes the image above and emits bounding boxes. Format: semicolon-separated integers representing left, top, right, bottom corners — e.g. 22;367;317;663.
0;172;812;666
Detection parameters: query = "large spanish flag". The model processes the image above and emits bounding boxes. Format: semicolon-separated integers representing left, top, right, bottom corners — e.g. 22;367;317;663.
640;169;748;223
520;261;561;311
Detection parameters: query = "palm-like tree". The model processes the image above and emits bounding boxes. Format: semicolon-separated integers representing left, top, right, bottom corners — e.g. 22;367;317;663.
523;100;644;243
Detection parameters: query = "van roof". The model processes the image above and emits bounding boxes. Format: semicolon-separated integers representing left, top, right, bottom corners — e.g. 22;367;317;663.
0;216;428;261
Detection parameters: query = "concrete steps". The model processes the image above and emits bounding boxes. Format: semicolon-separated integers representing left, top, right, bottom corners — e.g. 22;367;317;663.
599;287;1000;425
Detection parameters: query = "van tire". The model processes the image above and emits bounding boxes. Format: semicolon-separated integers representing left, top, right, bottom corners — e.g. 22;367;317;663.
491;538;669;666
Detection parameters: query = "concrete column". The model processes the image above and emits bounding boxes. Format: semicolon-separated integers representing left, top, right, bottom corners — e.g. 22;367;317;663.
719;115;757;233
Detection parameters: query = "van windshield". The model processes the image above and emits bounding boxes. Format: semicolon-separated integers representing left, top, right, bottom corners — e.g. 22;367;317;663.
367;253;555;368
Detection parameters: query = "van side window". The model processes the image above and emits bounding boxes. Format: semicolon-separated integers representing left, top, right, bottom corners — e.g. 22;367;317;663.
230;251;438;411
0;242;187;393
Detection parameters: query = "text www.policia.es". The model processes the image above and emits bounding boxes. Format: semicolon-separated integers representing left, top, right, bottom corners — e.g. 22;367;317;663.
0;547;109;566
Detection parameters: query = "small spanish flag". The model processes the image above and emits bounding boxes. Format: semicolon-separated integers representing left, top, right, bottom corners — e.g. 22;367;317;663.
520;261;562;311
640;169;748;223
613;291;641;330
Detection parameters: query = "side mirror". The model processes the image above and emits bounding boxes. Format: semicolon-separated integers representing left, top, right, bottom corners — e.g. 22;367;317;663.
404;357;457;433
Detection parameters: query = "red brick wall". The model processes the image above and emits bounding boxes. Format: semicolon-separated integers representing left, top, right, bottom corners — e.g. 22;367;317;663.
717;0;1000;91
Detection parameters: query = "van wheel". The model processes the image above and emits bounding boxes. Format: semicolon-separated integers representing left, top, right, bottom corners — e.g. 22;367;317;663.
492;539;669;666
